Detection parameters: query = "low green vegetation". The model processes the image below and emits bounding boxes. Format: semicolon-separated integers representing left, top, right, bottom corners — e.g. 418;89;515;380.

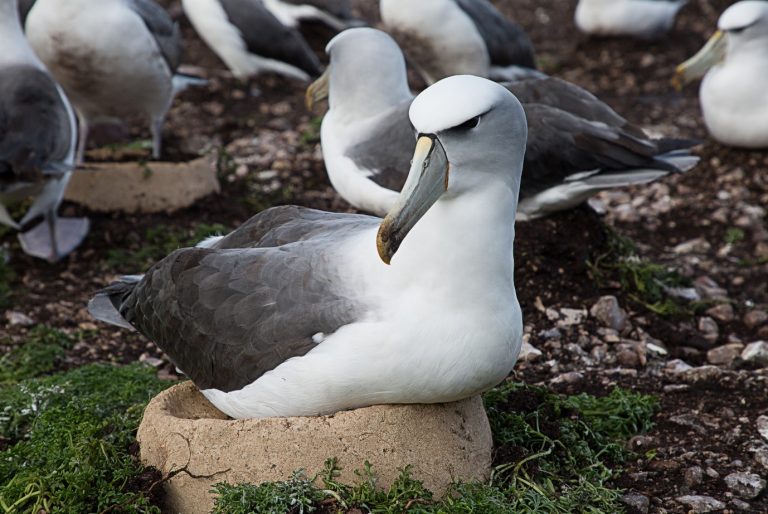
299;116;324;147
0;325;73;383
0;252;15;309
106;222;228;270
0;360;171;513
588;228;698;316
211;383;658;513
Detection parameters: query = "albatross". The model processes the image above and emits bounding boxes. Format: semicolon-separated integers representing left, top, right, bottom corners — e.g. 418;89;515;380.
89;75;525;419
25;0;197;162
306;28;699;219
673;1;768;148
181;0;324;81
574;0;688;39
0;0;89;262
263;0;360;32
379;0;539;84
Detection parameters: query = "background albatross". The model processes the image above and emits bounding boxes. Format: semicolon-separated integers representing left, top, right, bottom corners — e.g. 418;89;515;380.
0;0;88;262
307;28;699;220
89;75;525;419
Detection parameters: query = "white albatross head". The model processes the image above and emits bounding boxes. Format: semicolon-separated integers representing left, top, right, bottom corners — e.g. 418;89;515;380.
376;75;527;263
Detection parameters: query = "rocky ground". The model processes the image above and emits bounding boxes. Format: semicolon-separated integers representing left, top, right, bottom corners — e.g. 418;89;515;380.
2;0;767;512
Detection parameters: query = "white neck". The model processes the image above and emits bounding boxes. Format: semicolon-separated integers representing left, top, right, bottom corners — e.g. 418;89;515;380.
727;34;768;67
0;0;45;69
390;178;518;297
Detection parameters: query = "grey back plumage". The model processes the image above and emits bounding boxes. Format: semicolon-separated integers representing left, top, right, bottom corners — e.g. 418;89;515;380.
0;64;73;187
219;0;323;77
344;102;415;190
454;0;536;69
129;0;183;72
103;206;376;392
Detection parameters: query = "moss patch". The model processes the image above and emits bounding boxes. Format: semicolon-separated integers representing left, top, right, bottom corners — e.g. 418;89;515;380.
0;363;172;513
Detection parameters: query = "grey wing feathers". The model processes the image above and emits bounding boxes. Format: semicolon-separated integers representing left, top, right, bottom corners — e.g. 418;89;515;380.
454;0;536;69
130;0;183;72
344;102;415;191
219;0;323;77
520;103;689;198
0;65;73;186
93;206;376;392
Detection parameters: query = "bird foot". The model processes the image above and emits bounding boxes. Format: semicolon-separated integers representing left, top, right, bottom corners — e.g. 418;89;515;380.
18;217;90;262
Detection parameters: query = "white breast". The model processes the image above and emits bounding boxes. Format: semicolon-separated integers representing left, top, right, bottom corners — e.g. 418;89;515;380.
575;0;684;38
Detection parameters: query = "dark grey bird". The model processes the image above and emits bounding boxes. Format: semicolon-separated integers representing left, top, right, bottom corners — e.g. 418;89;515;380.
25;0;203;163
182;0;324;81
306;28;699;219
379;0;539;84
90;76;528;419
1;0;89;261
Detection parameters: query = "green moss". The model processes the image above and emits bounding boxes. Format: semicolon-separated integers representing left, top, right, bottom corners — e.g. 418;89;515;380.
211;385;658;513
0;364;172;513
299;116;323;147
0;325;73;383
0;252;15;309
589;228;693;316
105;222;228;270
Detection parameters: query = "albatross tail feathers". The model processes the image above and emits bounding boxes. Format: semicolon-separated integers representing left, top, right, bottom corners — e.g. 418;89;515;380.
87;275;143;330
172;73;209;95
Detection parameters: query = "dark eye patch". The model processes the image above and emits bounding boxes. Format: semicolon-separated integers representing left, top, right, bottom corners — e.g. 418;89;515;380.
454;116;480;131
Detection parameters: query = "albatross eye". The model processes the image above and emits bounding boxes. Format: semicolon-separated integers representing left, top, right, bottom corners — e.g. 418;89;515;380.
454;116;480;131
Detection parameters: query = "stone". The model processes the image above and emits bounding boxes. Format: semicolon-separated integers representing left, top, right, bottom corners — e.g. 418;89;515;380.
590;296;628;332
693;277;728;300
676;495;726;512
741;341;768;366
679;365;722;384
138;382;492;514
665;359;693;375
5;311;34;326
744;310;768;329
65;156;219;213
518;340;543;362
620;492;650;514
697;317;719;344
724;472;766;499
549;371;584;385
706;303;735;323
684;466;704;487
706;344;744;366
730;498;751;511
753;446;768;469
557;308;588;327
673;238;711;254
757;415;768;442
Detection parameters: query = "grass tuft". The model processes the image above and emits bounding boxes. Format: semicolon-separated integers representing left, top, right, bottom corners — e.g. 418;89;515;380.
0;325;73;383
0;363;172;513
588;228;694;316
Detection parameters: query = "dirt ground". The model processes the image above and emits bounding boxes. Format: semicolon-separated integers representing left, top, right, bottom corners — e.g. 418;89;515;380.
2;0;767;512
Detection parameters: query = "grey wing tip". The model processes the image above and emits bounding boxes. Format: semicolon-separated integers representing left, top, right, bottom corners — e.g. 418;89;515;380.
87;275;143;330
87;295;135;330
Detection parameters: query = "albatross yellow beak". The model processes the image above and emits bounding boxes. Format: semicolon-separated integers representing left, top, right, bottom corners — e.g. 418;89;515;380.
305;68;330;112
673;30;726;90
376;135;449;264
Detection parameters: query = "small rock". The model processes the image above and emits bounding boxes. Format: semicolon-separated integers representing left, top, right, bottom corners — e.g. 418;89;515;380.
627;435;656;451
684;466;705;487
741;341;768;366
753;446;768;469
680;365;722;384
706;303;734;323
518;341;543;362
730;498;751;511
590;296;628;332
698;317;720;344
558;308;588;327
539;327;562;340
673;237;711;254
5;311;34;326
706;344;744;366
705;467;720;479
549;371;584;385
724;472;766;499
665;359;693;375
744;310;768;329
139;354;164;367
676;495;726;512
694;277;729;300
620;493;650;514
757;415;768;442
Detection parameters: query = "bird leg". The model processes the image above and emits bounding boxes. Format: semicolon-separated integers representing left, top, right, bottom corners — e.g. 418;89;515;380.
150;116;164;160
76;114;89;165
